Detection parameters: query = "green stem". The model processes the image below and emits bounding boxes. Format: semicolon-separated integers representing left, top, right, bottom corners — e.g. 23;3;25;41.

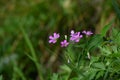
19;26;44;80
12;62;26;80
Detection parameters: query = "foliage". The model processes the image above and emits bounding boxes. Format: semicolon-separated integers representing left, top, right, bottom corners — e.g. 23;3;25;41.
52;24;120;80
0;0;120;80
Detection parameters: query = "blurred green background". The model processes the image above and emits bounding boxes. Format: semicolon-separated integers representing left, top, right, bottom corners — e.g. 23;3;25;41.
0;0;120;80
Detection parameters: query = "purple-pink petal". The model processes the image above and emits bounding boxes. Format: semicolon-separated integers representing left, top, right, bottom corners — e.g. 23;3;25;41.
52;40;56;43
82;30;93;36
49;33;60;44
49;40;53;43
61;40;69;47
80;35;83;38
82;30;87;34
49;36;54;39
53;33;60;38
86;31;93;35
53;33;57;37
70;30;82;43
71;30;75;35
75;39;79;42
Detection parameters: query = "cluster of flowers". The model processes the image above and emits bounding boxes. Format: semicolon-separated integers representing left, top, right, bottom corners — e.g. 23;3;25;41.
49;30;93;47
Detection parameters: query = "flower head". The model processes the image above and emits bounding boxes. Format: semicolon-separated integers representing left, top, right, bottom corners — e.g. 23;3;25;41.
70;30;83;42
61;40;69;47
82;30;93;36
49;33;60;43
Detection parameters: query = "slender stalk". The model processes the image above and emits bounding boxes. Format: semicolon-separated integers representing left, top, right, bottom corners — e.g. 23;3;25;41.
12;62;26;80
19;26;44;80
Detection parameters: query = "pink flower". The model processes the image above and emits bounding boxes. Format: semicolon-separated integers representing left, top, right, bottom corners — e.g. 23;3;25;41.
61;40;69;47
49;33;60;43
82;30;93;36
70;30;83;42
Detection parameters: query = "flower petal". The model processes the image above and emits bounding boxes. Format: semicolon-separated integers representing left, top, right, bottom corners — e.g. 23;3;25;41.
82;30;86;34
49;35;54;39
49;40;53;43
52;40;57;43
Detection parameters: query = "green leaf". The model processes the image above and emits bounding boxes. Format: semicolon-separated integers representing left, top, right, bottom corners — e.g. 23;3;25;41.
95;71;104;79
82;69;97;80
60;64;71;72
112;0;120;20
86;34;103;51
100;46;111;56
92;62;105;70
111;28;120;45
101;20;114;37
51;73;58;80
70;77;79;80
90;56;99;65
111;59;120;72
110;53;120;58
